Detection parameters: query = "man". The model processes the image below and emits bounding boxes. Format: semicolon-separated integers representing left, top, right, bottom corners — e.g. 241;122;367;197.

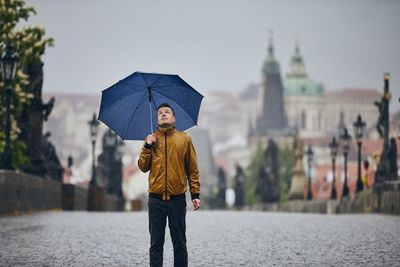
138;103;201;267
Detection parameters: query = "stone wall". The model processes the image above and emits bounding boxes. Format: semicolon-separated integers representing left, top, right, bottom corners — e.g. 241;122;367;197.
105;194;125;211
87;185;124;212
1;171;124;215
378;190;400;214
244;181;399;215
62;184;88;211
280;200;328;213
0;170;62;214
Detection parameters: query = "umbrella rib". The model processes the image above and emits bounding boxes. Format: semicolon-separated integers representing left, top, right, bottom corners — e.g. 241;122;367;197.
99;90;146;118
122;92;147;138
118;82;147;88
152;84;204;97
140;72;149;87
153;84;204;103
149;75;163;88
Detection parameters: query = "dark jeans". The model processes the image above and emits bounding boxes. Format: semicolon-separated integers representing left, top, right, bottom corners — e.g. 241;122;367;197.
148;196;188;267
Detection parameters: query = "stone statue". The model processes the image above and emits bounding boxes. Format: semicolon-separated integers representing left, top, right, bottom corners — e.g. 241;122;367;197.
375;74;391;184
18;62;57;177
288;137;306;200
42;97;55;121
256;139;279;203
96;129;124;197
256;163;270;203
216;167;226;208
42;132;63;182
233;164;245;208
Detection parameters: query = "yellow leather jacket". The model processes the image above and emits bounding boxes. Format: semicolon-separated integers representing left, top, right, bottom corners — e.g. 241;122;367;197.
138;126;200;200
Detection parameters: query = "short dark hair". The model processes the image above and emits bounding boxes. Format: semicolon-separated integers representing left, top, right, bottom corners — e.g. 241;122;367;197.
157;103;175;116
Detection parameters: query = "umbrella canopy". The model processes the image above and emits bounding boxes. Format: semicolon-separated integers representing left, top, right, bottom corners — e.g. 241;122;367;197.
98;72;203;140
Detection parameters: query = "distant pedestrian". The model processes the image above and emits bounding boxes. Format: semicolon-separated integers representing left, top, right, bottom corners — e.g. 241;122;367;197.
138;103;201;267
362;160;375;190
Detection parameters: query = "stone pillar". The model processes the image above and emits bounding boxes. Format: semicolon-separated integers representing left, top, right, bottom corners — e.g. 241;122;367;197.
288;138;306;200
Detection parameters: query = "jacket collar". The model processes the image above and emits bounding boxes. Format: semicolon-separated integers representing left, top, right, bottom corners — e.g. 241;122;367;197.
157;125;176;135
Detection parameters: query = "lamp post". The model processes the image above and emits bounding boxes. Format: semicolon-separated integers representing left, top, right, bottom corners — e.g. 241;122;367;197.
0;44;19;170
306;145;314;200
329;137;339;199
340;127;351;198
88;113;99;185
353;114;366;192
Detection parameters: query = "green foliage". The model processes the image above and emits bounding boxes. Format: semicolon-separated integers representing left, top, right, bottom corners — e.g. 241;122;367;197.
244;142;265;205
278;145;295;202
245;141;295;205
0;0;35;34
0;0;53;169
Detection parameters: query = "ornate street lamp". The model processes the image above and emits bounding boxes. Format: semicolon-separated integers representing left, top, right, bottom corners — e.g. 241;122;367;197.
353;114;366;192
306;145;314;200
88;113;99;185
0;44;19;170
329;137;339;199
340;127;351;198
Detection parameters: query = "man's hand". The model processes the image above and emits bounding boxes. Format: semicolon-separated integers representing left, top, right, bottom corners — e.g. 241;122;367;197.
146;134;156;145
192;199;201;210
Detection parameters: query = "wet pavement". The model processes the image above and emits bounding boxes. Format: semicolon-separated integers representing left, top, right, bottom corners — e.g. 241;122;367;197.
1;210;399;266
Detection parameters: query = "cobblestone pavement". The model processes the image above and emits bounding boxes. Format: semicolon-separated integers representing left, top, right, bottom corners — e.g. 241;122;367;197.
1;210;399;266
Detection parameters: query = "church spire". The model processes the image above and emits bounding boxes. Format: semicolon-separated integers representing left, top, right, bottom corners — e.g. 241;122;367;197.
288;37;306;78
263;29;280;75
295;35;300;54
258;30;287;133
268;29;274;57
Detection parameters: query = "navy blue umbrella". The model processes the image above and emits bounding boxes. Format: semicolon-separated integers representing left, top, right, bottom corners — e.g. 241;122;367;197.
98;72;203;140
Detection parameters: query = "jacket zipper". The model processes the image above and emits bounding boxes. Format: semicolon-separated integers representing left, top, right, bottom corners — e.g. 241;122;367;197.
164;132;168;200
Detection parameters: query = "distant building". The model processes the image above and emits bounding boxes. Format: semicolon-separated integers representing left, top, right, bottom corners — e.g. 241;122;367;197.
188;128;218;197
283;43;325;137
43;93;101;167
324;89;381;136
198;91;242;144
256;34;287;135
245;40;381;141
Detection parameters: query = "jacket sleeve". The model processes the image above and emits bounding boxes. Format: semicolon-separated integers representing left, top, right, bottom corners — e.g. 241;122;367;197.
138;142;152;172
185;136;200;200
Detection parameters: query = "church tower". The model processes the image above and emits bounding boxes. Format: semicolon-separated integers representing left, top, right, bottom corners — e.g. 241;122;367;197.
257;33;287;135
283;39;325;137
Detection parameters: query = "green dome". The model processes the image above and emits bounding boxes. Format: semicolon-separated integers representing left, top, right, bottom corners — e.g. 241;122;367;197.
283;76;324;96
283;43;324;96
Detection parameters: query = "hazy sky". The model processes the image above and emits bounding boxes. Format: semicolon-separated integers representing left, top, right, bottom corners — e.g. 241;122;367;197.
24;0;400;103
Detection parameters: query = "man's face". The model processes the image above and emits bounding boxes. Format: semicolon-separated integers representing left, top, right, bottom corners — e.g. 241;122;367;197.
157;107;175;127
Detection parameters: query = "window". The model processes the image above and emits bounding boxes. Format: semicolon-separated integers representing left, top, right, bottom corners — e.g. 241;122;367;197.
301;111;306;130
